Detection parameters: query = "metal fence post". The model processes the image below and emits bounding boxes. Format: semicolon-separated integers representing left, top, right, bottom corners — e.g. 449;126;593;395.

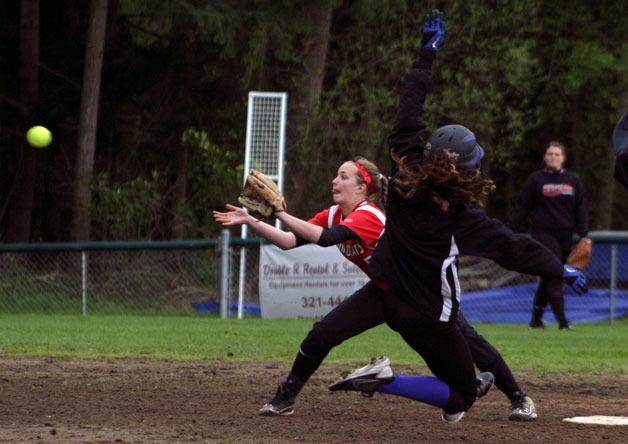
609;244;617;325
81;251;88;316
220;229;231;319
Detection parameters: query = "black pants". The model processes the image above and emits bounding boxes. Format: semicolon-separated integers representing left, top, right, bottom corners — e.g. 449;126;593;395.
294;282;521;407
530;228;573;326
297;281;386;367
381;290;477;413
456;311;521;399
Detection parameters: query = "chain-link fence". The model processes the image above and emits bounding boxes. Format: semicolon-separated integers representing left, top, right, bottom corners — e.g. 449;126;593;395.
456;232;628;324
0;241;220;315
1;232;627;323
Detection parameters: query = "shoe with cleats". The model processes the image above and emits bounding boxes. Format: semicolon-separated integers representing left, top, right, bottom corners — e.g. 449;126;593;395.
259;380;302;416
441;371;494;424
441;410;466;423
528;320;545;329
329;356;394;397
509;392;538;421
558;322;573;331
476;371;494;399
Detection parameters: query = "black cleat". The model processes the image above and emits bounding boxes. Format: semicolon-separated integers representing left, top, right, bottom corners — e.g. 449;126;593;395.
509;391;538;421
259;381;302;416
528;320;545;329
476;371;494;399
329;356;394;397
442;372;494;424
558;322;573;331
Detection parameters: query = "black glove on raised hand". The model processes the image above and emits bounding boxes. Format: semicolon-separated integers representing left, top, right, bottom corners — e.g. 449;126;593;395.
421;9;447;51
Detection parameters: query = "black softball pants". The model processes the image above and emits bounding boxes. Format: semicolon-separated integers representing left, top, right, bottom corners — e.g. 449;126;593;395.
530;228;573;326
291;282;521;403
381;290;478;413
457;312;521;399
291;281;386;382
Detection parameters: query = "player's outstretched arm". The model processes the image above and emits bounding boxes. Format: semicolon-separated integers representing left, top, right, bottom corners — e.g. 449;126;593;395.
276;211;324;244
388;10;445;169
212;204;298;250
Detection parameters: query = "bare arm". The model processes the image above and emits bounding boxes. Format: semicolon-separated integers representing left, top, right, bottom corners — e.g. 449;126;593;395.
212;204;297;250
276;211;323;244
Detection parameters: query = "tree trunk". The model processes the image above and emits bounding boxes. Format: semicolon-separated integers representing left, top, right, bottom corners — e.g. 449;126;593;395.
71;0;108;241
594;141;616;229
5;0;40;242
303;4;332;110
288;3;333;217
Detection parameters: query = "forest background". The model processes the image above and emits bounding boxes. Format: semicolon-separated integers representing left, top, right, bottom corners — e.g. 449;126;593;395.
1;0;627;243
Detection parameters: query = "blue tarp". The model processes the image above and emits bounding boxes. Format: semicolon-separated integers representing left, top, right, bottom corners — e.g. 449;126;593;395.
461;283;628;324
194;284;627;324
585;243;628;283
192;300;261;317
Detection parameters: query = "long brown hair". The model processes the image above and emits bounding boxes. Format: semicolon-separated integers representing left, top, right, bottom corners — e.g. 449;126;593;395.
392;151;495;211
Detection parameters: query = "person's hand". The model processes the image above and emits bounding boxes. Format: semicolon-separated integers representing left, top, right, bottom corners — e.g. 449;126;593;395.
562;265;588;295
212;204;254;226
421;9;446;51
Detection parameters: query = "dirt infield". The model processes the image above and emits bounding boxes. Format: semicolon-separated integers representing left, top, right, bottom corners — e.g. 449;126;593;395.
0;357;626;443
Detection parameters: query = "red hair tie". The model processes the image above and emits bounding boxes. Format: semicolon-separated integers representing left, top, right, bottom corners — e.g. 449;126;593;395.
354;160;375;194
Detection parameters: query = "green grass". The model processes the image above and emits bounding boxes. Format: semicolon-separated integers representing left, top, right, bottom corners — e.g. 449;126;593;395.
0;314;626;374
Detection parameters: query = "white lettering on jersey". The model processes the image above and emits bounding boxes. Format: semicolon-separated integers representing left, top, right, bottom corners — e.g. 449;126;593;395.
337;242;365;257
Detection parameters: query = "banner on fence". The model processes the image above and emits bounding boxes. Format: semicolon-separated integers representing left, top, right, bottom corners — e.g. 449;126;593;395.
259;244;369;319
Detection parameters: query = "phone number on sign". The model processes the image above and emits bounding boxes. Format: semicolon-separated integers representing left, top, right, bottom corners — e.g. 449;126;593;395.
301;296;348;308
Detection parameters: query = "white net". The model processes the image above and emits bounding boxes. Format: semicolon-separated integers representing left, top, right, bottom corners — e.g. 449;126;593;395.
245;92;287;180
238;92;288;318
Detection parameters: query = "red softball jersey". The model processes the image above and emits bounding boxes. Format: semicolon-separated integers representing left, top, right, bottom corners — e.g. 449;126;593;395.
309;200;386;286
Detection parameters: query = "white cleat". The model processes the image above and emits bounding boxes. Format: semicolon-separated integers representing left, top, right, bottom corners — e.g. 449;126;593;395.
329;356;394;397
441;410;466;423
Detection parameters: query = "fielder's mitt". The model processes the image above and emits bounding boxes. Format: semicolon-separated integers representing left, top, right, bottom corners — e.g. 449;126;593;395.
567;237;593;270
237;169;287;218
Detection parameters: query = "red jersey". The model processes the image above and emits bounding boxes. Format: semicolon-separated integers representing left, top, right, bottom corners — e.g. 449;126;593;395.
309;200;386;285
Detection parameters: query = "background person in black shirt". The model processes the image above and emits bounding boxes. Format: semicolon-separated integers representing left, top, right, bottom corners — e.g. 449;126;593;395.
509;142;589;330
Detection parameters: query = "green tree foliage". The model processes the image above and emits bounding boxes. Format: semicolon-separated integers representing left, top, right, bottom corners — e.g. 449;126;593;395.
182;128;242;235
1;0;626;241
91;171;161;239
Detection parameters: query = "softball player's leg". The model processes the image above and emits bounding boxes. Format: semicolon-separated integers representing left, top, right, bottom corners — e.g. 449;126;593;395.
381;293;488;419
457;311;537;420
260;281;386;416
397;320;489;420
530;229;563;328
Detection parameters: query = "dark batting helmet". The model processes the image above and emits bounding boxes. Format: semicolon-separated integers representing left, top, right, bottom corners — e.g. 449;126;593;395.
425;124;485;170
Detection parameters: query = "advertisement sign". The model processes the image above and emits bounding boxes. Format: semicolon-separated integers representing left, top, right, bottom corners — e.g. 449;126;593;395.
259;244;369;319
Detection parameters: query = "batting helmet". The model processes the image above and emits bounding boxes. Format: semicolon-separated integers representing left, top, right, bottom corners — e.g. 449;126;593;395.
425;124;485;170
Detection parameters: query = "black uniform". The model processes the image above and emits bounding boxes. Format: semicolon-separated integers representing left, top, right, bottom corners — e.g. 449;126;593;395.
510;169;588;237
368;48;564;413
509;169;588;327
296;279;526;401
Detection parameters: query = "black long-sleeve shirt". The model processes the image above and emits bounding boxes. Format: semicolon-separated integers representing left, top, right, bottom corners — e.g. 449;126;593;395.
509;169;588;237
614;112;628;190
369;48;564;322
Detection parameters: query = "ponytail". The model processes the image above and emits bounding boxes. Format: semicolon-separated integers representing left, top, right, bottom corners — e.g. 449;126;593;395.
353;157;387;209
